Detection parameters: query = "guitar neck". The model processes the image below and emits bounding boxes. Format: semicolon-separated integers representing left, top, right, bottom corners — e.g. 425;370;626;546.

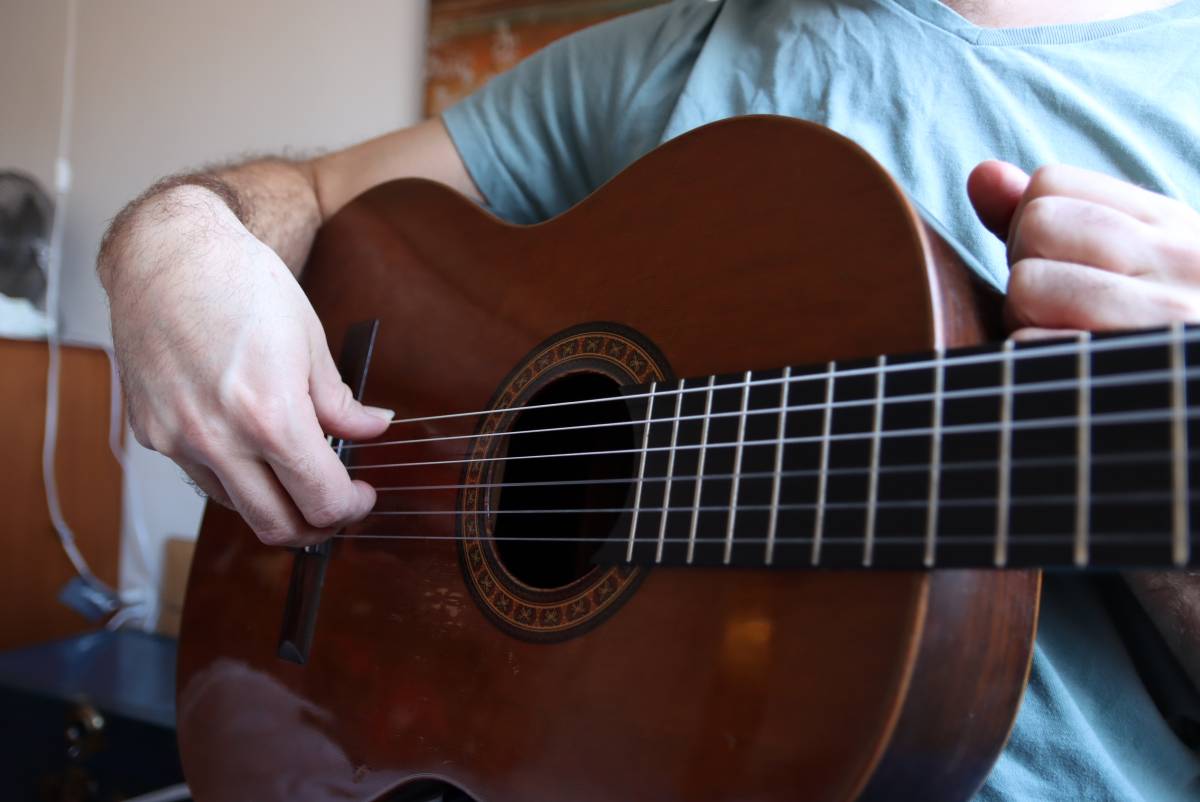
611;325;1198;571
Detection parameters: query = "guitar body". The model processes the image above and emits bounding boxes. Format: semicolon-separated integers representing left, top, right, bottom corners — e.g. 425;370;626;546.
177;117;1039;802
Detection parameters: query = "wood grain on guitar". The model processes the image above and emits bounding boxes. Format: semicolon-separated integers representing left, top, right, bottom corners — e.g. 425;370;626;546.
177;117;1194;802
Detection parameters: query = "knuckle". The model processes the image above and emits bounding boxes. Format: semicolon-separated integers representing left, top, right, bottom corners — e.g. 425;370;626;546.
132;416;172;455
129;417;155;450
1027;164;1064;199
226;389;295;452
1014;197;1059;256
1155;230;1200;278
126;398;164;452
1005;260;1044;324
217;376;259;416
215;380;247;421
237;497;303;547
1150;284;1200;323
174;412;219;460
328;381;354;414
1007;257;1040;293
1150;194;1196;229
256;526;299;548
305;496;352;529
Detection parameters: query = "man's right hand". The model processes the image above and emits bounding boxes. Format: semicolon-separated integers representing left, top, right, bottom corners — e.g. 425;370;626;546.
99;119;479;547
105;185;392;546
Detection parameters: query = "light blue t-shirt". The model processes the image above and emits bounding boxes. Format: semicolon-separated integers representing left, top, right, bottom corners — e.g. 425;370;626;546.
441;1;1200;798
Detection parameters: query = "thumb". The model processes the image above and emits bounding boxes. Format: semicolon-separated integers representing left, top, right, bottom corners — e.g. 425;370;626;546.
309;346;393;441
967;160;1031;242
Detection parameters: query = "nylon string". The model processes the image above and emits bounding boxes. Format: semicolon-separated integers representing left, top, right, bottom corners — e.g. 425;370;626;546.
347;404;1195;473
374;327;1193;430
329;327;1195;551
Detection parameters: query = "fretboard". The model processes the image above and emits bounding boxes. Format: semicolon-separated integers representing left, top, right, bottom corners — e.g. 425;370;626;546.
605;325;1199;571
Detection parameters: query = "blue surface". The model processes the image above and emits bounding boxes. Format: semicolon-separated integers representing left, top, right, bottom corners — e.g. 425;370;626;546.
0;629;177;730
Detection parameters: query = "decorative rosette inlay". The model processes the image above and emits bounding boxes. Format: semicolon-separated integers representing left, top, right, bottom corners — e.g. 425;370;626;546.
457;325;668;641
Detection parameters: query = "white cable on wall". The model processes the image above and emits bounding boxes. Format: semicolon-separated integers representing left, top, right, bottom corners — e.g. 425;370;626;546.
40;0;159;625
41;0;97;582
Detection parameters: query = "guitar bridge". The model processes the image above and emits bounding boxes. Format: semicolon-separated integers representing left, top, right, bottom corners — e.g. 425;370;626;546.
277;319;380;665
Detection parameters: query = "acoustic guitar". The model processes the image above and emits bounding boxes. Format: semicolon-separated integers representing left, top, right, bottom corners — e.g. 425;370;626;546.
177;116;1197;802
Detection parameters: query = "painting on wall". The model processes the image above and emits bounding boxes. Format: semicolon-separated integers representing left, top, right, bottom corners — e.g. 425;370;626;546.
425;0;666;116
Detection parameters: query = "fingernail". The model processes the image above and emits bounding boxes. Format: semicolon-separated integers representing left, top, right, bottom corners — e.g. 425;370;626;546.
364;405;394;422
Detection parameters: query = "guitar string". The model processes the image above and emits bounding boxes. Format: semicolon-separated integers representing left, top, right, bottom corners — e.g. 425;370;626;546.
330;531;1182;547
362;489;1169;517
347;404;1193;473
375;327;1193;429
330;328;1192;550
368;449;1176;494
343;365;1190;452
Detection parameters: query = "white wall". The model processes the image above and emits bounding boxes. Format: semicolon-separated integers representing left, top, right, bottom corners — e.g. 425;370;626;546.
0;2;68;192
2;0;429;626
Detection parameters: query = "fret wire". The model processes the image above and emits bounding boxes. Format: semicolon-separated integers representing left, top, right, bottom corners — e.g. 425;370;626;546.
1075;332;1092;567
812;361;835;566
864;356;886;567
765;366;791;566
687;376;716;564
925;349;944;568
994;340;1014;568
1171;322;1190;567
626;381;656;562
655;378;685;564
724;371;753;565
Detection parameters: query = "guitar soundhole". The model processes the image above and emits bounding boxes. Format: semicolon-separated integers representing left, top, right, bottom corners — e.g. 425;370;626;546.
492;372;636;589
458;323;662;640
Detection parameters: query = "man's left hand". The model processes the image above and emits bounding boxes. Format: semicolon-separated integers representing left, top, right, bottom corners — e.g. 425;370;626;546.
969;161;1200;694
967;160;1200;336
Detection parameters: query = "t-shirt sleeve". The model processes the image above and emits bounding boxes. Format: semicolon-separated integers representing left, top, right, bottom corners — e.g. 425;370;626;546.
440;1;718;224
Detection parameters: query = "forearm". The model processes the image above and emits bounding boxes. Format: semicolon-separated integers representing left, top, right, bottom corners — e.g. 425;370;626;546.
99;118;478;289
212;158;321;271
1127;572;1200;692
98;157;320;293
91;117;482;548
